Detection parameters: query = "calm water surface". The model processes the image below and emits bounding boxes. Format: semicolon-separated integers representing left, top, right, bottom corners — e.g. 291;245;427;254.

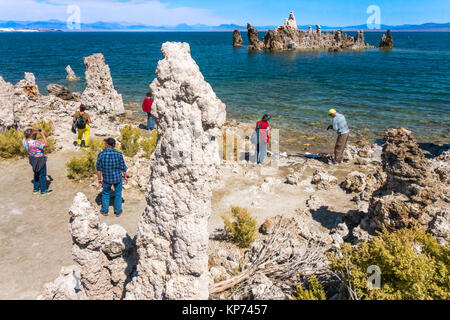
0;31;449;146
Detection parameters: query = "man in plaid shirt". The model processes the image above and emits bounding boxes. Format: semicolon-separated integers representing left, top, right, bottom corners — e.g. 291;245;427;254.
97;138;128;217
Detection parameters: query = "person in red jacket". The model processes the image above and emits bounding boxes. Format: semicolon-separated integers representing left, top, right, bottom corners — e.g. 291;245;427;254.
254;114;271;165
142;91;155;130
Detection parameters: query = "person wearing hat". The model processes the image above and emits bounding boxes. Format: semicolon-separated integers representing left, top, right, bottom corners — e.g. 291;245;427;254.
96;138;128;217
327;108;349;164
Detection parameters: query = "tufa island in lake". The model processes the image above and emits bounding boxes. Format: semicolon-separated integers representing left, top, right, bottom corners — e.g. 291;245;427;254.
233;11;394;51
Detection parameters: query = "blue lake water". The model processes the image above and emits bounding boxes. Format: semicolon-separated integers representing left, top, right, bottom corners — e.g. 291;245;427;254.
0;31;449;145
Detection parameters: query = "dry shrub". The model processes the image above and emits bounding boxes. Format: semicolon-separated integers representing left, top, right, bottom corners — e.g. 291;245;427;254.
0;128;27;158
66;138;104;180
0;121;57;159
66;152;97;180
120;124;141;157
292;275;326;300
140;130;158;159
222;206;258;248
32;120;55;136
88;137;106;154
328;227;450;300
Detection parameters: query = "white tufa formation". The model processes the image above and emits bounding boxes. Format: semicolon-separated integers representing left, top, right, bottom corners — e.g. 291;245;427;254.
0;76;16;130
125;42;226;300
248;11;375;52
65;65;79;82
283;11;298;30
0;53;125;148
41;193;136;300
81;53;125;114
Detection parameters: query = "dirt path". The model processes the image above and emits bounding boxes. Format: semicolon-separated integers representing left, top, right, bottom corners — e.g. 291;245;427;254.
0;148;367;299
0;151;146;299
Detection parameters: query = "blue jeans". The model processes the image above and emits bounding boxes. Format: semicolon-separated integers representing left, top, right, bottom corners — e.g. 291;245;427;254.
254;141;267;164
147;112;155;130
33;164;47;192
101;181;123;213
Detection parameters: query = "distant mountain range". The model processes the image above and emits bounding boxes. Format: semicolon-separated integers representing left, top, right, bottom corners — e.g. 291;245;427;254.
0;19;449;32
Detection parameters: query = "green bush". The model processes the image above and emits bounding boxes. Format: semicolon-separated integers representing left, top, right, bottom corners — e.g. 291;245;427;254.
222;206;258;248
140;130;158;159
66;151;97;180
0;128;27;158
292;275;326;300
88;138;106;154
32;120;55;136
120;124;141;157
66;138;105;181
328;227;450;300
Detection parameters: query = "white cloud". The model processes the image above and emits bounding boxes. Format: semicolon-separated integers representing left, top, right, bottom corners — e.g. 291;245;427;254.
0;0;229;25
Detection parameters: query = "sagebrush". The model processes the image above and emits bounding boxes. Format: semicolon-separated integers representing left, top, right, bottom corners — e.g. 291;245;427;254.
0;121;57;159
88;137;106;154
66;138;105;180
140;130;158;159
120;124;141;157
222;206;258;248
66;152;97;180
328;227;450;300
292;275;326;300
32;120;55;136
0;128;27;158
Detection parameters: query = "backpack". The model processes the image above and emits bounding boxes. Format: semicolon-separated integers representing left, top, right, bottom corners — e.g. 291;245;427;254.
75;114;86;129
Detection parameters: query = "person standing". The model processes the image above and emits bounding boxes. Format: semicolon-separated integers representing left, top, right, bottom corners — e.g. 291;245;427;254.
96;138;128;217
73;104;92;147
254;114;271;165
327;108;350;164
23;128;53;196
142;91;155;130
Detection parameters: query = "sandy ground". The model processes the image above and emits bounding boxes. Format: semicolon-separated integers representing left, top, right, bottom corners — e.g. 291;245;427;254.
0;145;367;299
0;151;145;299
208;156;363;252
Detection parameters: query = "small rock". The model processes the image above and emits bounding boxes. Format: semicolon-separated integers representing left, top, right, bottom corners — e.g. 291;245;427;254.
311;170;338;190
210;266;229;283
248;274;287;300
285;174;298;185
66;65;79;81
306;194;322;210
334;222;349;239
341;172;366;193
260;215;281;235
350;225;372;244
47;84;79;101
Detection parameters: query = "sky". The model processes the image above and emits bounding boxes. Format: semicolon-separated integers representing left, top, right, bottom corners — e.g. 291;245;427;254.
0;0;448;26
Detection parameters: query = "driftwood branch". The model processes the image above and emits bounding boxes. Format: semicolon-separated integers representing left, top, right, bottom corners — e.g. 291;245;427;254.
210;217;328;294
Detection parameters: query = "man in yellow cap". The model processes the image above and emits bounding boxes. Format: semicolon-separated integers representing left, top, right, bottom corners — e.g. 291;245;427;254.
327;108;349;164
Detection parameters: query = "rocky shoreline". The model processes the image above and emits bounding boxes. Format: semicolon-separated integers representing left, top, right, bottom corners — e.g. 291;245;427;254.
0;41;448;300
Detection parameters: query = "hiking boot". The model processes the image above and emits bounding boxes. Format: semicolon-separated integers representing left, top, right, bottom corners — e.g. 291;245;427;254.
115;211;122;217
40;189;53;196
100;211;109;217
